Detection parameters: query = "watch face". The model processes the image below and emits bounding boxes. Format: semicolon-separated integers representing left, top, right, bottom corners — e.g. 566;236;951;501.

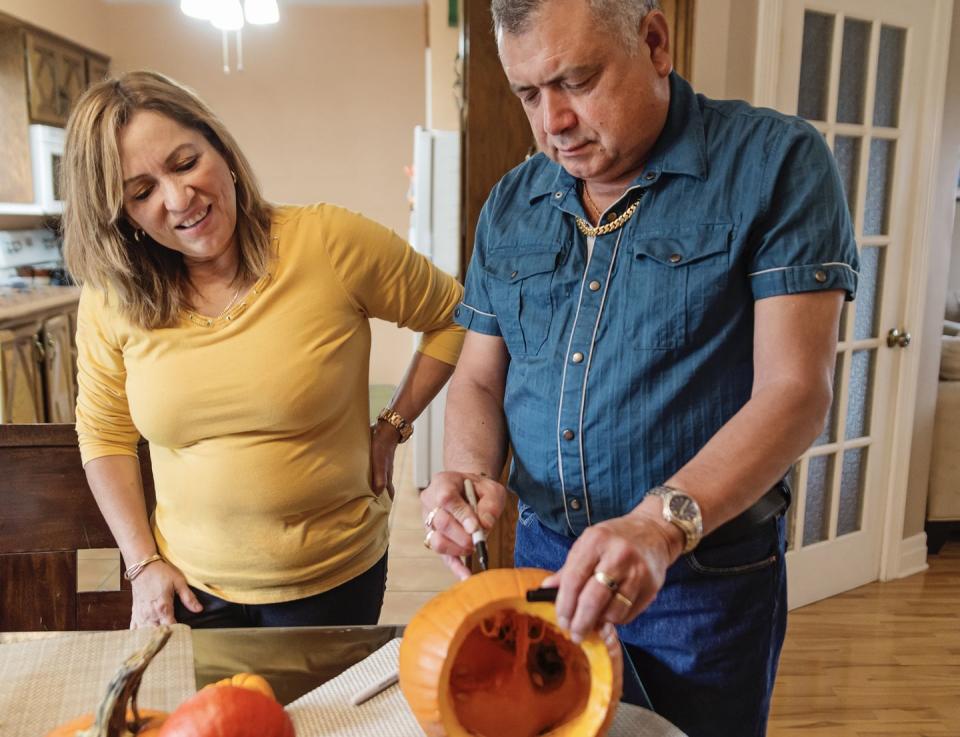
669;494;698;522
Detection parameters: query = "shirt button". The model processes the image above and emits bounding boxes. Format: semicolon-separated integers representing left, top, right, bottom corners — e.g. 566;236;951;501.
554;191;563;199
644;172;656;180
605;211;618;222
669;253;682;264
588;280;601;291
571;352;584;363
569;498;582;511
510;270;518;278
562;429;575;440
814;269;827;283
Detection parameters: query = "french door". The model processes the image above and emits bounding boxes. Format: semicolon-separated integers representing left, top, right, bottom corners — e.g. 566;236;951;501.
757;0;952;607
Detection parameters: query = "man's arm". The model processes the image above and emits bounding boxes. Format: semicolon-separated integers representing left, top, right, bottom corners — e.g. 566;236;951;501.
419;331;511;577
657;289;843;533
548;289;844;640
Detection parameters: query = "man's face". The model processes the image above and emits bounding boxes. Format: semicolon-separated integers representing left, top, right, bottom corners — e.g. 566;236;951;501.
499;0;672;186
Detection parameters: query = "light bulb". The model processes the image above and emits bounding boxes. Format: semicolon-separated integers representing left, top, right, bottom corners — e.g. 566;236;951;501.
244;0;279;25
210;0;244;30
180;0;213;20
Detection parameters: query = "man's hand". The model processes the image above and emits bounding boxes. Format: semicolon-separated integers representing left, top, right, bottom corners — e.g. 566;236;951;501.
129;561;202;628
420;471;507;579
540;500;684;643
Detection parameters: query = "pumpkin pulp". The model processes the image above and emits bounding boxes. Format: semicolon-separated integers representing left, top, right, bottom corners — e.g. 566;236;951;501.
449;610;591;737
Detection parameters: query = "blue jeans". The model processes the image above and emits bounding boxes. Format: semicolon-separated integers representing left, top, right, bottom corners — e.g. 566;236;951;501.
173;552;388;628
514;504;787;737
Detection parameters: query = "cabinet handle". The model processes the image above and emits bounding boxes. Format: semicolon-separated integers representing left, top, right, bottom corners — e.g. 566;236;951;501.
46;335;57;359
33;335;45;361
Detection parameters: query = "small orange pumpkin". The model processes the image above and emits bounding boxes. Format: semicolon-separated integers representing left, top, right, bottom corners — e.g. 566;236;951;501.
45;628;173;737
399;567;623;737
45;628;292;737
208;673;276;701
158;685;294;737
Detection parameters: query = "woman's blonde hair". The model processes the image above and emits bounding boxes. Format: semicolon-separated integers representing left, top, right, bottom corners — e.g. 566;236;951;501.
61;70;273;329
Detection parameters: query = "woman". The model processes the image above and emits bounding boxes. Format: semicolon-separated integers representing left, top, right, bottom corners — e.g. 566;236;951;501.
61;71;464;628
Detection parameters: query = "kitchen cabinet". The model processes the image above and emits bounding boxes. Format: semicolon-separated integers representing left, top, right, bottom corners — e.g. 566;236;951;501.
0;288;80;423
25;30;104;127
0;20;32;204
0;13;109;210
0;322;44;423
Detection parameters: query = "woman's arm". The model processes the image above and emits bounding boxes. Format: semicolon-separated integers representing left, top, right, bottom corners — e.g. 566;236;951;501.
84;455;201;626
370;351;455;497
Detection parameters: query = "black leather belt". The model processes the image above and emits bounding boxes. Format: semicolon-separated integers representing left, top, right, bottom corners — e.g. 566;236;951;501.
699;479;791;549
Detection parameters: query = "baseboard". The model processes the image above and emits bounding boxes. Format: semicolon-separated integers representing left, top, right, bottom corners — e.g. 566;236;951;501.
896;532;930;578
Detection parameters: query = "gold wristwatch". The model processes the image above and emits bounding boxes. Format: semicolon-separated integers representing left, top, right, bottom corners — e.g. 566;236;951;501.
377;407;413;443
646;486;703;554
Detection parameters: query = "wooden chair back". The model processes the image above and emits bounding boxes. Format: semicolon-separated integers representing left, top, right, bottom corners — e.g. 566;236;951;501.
0;424;153;631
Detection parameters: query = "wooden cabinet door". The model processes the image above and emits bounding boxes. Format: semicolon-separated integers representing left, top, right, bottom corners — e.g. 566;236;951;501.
41;313;76;423
25;32;62;126
56;45;86;119
87;56;109;86
0;324;44;423
0;22;33;203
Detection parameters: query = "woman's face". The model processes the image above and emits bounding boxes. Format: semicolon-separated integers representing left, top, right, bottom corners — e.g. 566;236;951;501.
118;110;238;269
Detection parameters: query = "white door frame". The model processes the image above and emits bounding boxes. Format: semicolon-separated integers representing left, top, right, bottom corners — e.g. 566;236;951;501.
753;0;955;582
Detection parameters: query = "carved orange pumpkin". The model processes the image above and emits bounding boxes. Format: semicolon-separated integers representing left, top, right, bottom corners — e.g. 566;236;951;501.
399;567;622;737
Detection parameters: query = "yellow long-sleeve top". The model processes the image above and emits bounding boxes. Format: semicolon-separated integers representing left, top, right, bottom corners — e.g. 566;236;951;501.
75;204;464;603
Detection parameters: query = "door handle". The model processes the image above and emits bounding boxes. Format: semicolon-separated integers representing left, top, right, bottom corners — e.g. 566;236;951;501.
886;328;911;348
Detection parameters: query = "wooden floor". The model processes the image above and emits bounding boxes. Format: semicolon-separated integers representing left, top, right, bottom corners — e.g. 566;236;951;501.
768;539;960;737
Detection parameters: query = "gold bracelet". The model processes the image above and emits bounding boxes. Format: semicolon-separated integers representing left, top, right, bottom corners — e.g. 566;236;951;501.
377;407;413;443
123;553;163;581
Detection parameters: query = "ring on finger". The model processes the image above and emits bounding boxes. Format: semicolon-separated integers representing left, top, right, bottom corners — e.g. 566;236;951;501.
594;569;619;591
613;591;633;609
423;529;436;550
424;506;441;529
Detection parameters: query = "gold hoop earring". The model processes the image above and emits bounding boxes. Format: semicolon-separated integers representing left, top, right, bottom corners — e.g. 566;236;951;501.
133;228;143;242
230;169;237;184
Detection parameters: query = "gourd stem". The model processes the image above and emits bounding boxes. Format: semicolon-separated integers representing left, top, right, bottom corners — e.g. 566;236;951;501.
84;627;173;737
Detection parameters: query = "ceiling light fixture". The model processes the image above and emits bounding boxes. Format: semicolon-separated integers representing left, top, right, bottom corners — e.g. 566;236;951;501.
180;0;279;73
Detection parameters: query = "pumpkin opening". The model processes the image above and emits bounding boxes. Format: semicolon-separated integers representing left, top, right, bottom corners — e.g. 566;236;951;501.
448;609;592;737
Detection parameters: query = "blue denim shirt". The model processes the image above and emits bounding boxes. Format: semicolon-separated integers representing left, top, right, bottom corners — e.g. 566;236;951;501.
454;73;859;538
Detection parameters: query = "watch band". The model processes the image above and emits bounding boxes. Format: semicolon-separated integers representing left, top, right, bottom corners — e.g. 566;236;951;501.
377;407;413;443
647;485;703;554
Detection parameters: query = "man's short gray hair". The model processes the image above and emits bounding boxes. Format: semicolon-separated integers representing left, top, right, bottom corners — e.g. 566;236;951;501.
492;0;661;54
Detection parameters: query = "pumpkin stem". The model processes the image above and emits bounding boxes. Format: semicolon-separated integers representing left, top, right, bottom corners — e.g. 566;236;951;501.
86;627;173;737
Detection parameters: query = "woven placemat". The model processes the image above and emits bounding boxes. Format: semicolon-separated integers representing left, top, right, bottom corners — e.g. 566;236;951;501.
0;625;196;737
287;638;687;737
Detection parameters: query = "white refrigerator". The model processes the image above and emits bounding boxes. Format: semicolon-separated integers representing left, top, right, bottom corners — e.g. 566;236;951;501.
408;126;461;489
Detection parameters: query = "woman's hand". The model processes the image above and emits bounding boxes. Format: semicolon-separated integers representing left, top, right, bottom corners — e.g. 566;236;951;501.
419;471;507;579
129;561;202;628
369;420;401;499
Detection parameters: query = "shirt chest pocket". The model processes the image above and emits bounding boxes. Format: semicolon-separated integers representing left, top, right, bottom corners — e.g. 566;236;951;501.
482;244;563;357
627;223;732;350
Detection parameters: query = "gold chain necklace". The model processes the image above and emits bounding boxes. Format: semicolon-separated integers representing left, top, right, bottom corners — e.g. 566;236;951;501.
575;200;639;237
582;183;601;222
215;285;243;320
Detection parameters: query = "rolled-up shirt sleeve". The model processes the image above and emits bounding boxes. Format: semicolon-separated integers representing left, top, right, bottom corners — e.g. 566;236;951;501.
75;286;141;465
749;119;859;301
454;199;502;336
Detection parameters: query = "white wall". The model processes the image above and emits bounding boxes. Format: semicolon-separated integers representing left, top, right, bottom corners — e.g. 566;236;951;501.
904;0;960;537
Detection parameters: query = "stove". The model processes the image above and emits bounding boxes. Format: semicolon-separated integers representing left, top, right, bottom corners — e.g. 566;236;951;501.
0;228;66;288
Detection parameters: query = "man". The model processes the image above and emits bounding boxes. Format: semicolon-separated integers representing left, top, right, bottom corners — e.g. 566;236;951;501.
419;0;858;734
